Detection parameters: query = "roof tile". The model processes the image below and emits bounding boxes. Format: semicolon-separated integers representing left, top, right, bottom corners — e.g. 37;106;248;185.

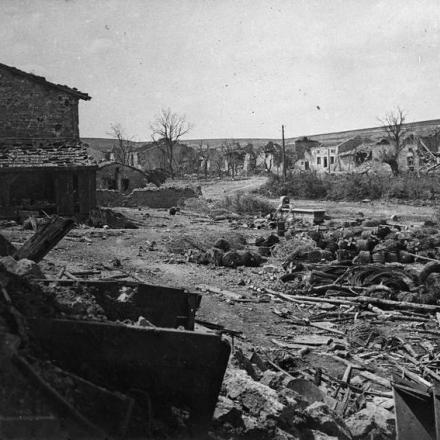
0;140;97;169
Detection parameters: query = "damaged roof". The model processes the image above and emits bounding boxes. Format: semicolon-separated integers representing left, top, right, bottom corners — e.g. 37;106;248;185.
0;62;91;100
0;140;97;170
336;136;363;154
338;142;375;158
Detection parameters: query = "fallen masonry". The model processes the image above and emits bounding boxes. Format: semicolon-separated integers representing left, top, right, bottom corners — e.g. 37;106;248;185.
0;227;231;438
5;211;440;439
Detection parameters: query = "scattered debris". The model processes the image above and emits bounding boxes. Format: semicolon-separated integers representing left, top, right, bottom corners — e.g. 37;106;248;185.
0;252;230;438
88;207;138;229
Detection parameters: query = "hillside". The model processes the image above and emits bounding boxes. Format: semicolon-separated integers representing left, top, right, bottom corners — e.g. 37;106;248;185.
82;118;440;154
290;118;440;146
183;138;277;149
81;137;146;152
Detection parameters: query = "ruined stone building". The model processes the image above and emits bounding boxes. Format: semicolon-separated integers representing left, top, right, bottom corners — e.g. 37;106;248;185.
289;119;440;174
0;63;97;218
96;162;157;193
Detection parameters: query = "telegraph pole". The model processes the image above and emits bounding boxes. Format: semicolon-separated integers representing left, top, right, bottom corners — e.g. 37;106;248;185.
281;125;286;180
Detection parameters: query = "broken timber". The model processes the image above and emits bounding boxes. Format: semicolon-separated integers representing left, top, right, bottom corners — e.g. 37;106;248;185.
13;216;75;262
266;289;440;313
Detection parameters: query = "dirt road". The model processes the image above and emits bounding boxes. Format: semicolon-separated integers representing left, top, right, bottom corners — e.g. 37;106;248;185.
198;175;268;199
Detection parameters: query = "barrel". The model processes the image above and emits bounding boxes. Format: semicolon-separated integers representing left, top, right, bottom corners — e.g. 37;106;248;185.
399;251;414;264
372;250;385;264
385;252;399;263
337;249;351;262
357;251;372;264
356;239;369;251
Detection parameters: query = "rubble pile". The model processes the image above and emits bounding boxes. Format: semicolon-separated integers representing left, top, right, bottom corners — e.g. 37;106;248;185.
272;220;440;304
7;204;440;439
204;218;440;439
212;344;395;440
167;231;269;268
166;230;247;254
187;245;265;268
0;256;226;439
88;207;139;229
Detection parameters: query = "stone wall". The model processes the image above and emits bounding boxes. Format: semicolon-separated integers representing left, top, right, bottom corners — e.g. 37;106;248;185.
96;163;150;194
97;186;198;208
0;67;79;139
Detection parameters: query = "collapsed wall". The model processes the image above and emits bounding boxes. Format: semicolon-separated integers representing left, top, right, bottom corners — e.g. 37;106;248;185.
96;186;199;208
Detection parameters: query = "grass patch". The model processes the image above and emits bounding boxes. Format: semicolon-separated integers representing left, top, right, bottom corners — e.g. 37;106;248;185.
260;172;440;202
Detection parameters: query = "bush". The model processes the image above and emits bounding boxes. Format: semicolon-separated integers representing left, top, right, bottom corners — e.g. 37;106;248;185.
326;174;383;200
384;174;437;200
215;192;274;215
260;172;328;199
259;171;440;202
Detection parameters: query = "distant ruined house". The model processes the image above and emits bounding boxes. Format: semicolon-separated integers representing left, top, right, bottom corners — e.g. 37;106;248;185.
290;132;440;174
293;137;320;171
96;162;166;193
0;63;97;218
289;120;440;174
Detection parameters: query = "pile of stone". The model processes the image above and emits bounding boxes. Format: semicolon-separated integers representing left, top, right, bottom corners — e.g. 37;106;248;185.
212;345;395;440
187;238;265;268
275;220;440;268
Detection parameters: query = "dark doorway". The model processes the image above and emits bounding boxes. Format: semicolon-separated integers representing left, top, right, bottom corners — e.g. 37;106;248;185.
9;170;57;213
72;173;80;214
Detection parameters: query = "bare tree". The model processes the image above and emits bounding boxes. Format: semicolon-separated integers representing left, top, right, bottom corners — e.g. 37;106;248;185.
378;107;408;175
222;141;245;178
260;142;282;173
150;109;192;178
108;123;134;166
198;142;212;178
244;143;257;175
211;149;225;177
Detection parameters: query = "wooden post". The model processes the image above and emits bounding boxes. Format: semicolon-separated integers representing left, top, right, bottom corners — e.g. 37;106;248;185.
13;216;75;262
282;125;286;180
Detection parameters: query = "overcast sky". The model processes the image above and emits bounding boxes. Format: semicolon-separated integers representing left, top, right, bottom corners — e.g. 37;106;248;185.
1;0;439;140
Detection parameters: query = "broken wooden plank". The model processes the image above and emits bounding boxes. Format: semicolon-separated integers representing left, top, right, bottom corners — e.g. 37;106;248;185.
423;366;440;383
197;284;243;300
64;271;80;281
271;338;316;350
264;288;356;306
334;365;353;415
69;270;101;276
13;216;75;262
320;353;391;388
317;368;393;397
56;266;66;279
264;356;314;380
290;334;333;346
406;252;440;263
195;319;243;337
397;366;432;388
334;295;440;313
309;321;346;336
359;371;391;389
